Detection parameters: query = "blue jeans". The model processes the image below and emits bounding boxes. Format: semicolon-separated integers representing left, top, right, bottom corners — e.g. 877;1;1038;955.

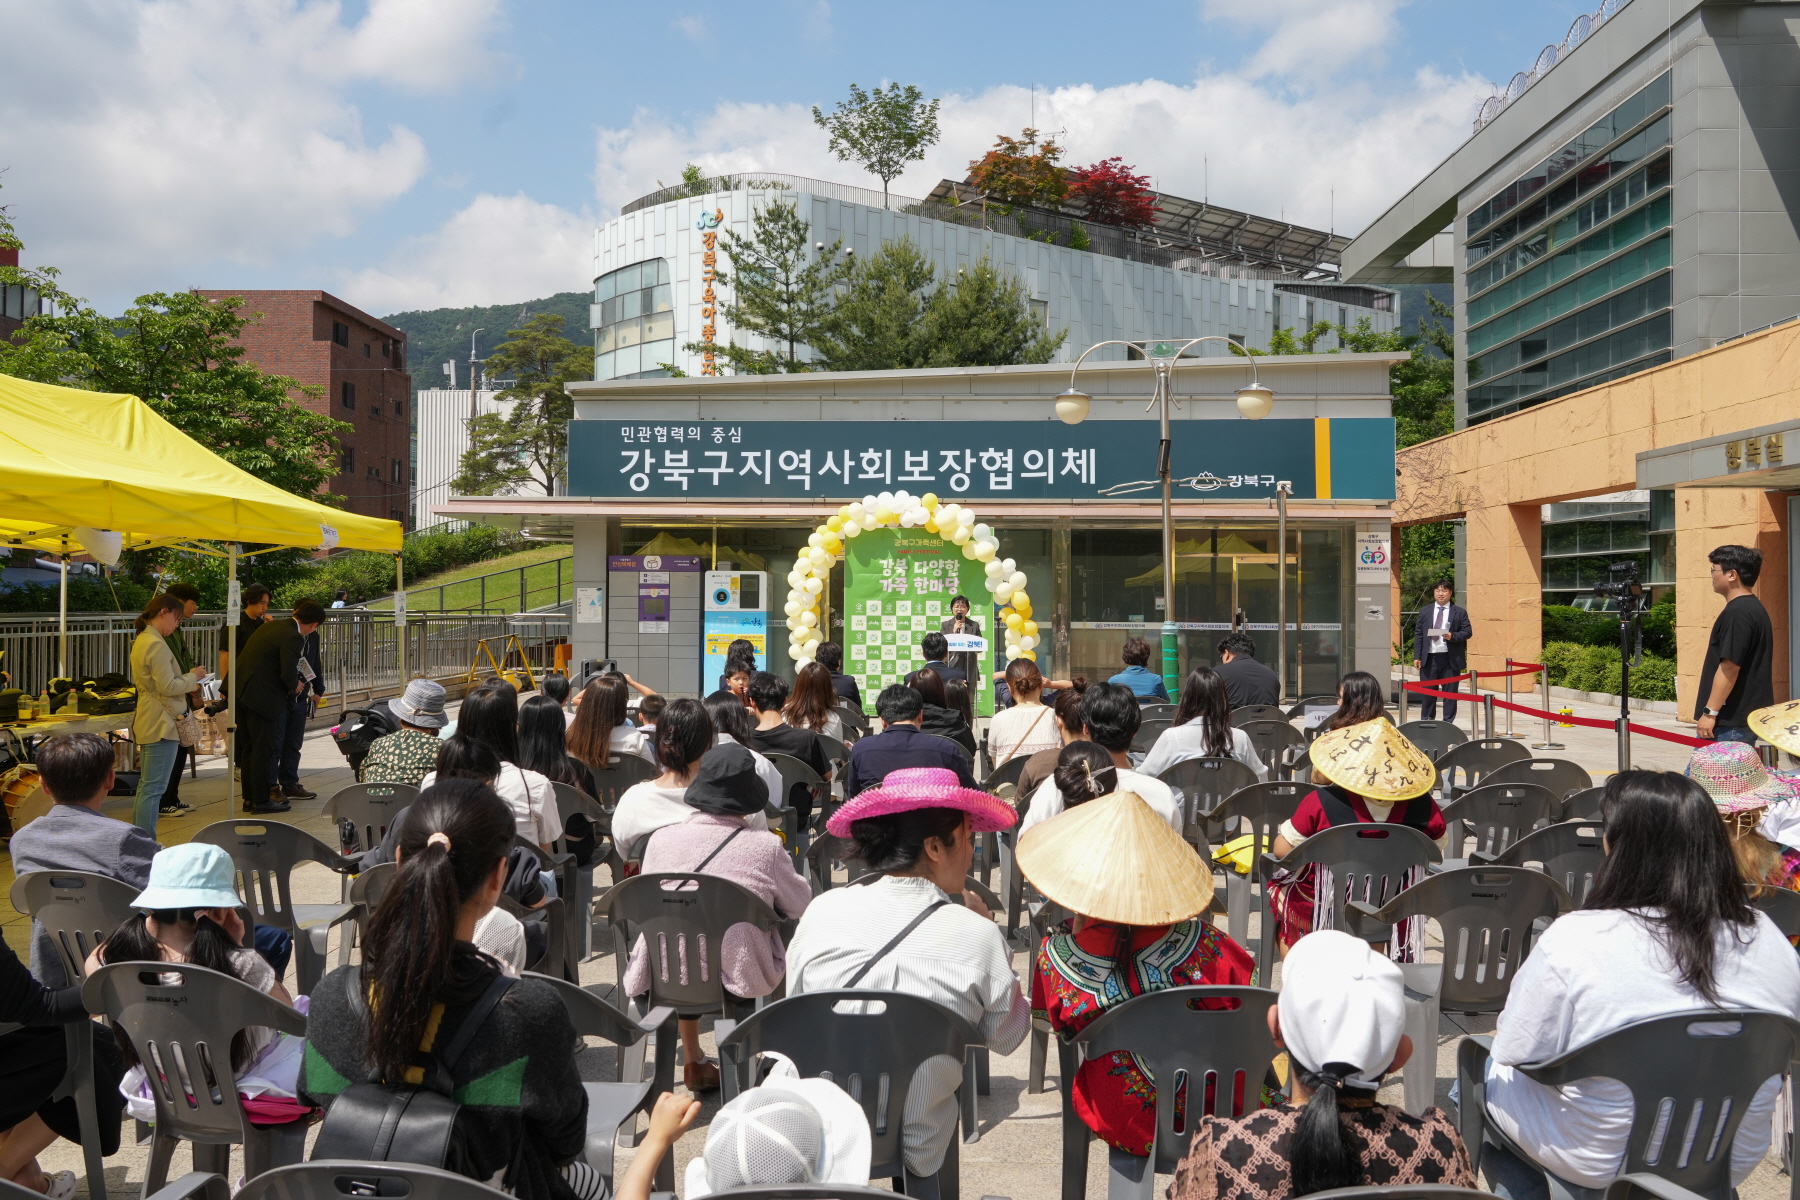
1482;1140;1606;1200
132;737;181;833
1714;725;1758;745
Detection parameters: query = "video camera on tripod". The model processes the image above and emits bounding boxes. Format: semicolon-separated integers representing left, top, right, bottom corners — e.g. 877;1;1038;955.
1594;560;1646;746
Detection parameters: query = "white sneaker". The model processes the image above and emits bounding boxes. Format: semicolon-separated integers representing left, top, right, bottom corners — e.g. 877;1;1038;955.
41;1171;76;1200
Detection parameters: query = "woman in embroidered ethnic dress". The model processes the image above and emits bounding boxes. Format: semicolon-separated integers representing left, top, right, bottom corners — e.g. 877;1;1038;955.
1023;788;1254;1155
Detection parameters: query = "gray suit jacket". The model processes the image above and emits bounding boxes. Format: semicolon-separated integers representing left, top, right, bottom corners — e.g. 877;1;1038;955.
9;803;159;985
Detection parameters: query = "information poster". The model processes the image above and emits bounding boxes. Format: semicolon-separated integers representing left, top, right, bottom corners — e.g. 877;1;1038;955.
842;529;993;717
704;611;767;683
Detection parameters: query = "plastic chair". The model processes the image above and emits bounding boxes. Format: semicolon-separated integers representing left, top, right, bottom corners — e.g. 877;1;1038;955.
1257;823;1442;983
1601;1178;1714;1200
550;781;608;959
495;891;567;976
319;783;417;855
1482;819;1606;905
1439;782;1560;860
1348;865;1571;1115
1457;1011;1800;1200
191;819;357;994
525;972;665;1186
762;751;828;868
1396;720;1468;764
1230;705;1287;726
84;961;310;1193
1154;756;1262;841
1433;739;1531;801
1130;717;1174;755
508;836;577;979
717;989;986;1200
835;702;871;736
345;860;396;945
235;1161;509;1199
670;1187;898;1200
1754;886;1800;936
923;732;973;763
1286;695;1340;719
1056;986;1280;1200
1199;781;1308;950
1238;719;1306;778
1302;1190;1505;1200
588;755;659;811
1483;757;1593;801
1563;785;1607;821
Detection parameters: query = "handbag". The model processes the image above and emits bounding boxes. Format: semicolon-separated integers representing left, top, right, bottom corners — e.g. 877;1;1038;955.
174;711;202;748
311;970;515;1171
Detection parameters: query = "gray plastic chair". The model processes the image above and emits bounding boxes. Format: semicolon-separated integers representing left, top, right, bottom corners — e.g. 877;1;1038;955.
1433;739;1532;801
550;781;609;959
763;751;828;868
1199;781;1307;950
1230;705;1287;726
236;1161;509;1199
923;732;973;763
1286;695;1340;719
1439;782;1560;860
1154;757;1262;842
1396;720;1468;763
495;891;567;977
319;782;417;855
1349;865;1570;1115
1458;1011;1800;1200
1303;1190;1505;1200
1563;785;1607;821
1483;819;1606;905
525;973;665;1186
1137;702;1178;719
191;819;357;994
345;859;396;946
1483;757;1593;802
677;1187;900;1200
1238;719;1306;777
1258;822;1442;983
1057;986;1281;1200
717;989;986;1200
84;961;310;1193
1601;1178;1714;1200
835;701;871;734
1754;886;1800;936
1130;717;1174;755
589;755;659;810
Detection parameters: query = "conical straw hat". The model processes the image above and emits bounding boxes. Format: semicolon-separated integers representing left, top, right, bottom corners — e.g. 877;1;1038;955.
1750;701;1800;756
1014;791;1214;926
1309;718;1436;802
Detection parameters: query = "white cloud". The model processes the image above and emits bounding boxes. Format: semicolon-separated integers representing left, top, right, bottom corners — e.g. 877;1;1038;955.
1202;0;1404;79
341;192;592;312
0;0;503;304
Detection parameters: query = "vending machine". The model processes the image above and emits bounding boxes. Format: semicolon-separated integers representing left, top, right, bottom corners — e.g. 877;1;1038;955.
703;570;769;684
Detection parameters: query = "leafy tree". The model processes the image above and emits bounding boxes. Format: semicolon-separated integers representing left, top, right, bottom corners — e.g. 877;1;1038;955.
453;313;593;495
967;128;1067;208
919;260;1067;367
1067;158;1158;229
0;291;348;499
683;201;840;374
812;83;941;208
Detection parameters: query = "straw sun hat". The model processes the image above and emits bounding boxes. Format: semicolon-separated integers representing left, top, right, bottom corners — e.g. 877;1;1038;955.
1750;701;1800;757
1015;790;1214;926
1309;718;1437;803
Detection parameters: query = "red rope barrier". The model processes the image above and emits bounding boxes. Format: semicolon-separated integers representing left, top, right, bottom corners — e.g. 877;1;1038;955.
1482;696;1710;748
1486;664;1543;678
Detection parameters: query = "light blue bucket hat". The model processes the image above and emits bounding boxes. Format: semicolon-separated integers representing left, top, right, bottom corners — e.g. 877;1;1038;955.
131;842;243;911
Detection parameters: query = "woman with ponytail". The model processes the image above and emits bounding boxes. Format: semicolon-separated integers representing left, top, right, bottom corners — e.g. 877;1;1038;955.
1168;931;1471;1200
301;784;594;1200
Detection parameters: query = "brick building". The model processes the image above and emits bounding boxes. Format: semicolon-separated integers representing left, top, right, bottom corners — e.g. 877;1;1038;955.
196;290;412;525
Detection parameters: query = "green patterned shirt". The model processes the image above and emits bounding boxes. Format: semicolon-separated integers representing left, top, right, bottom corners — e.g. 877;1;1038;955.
360;728;441;786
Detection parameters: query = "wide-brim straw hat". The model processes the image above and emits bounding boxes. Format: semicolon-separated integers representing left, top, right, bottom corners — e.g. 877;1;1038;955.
1750;702;1800;756
1015;791;1213;926
1686;740;1799;815
1310;718;1437;802
826;767;1016;838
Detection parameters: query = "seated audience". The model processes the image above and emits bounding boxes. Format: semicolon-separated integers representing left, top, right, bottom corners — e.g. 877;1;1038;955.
787;767;1029;1180
1013;681;1089;806
0;939;125;1198
917;631;967;685
906;666;977;756
815;640;862;711
1685;741;1800;897
1321;671;1390;732
703;689;785;805
1267;719;1444;956
746;671;833;820
1108;636;1169;702
568;675;653;768
1137;667;1267;782
1019;683;1178;833
538;672;574;727
844;685;978;796
89;844;310;1128
1048;742;1120;809
614;699;770;859
301;786;594;1200
785;661;845;743
1480;771;1800;1200
627;744;811;1092
1169;930;1473;1199
361;679;451;786
421;682;562;856
945;677;975;734
1026;789;1255;1157
986;659;1064;769
721;652;756;708
635;693;665;731
517;694;596;797
1747;701;1800;848
619;1072;870;1200
1215;631;1281;709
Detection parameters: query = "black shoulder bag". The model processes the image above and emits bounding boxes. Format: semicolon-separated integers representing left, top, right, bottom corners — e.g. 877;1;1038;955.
312;970;516;1172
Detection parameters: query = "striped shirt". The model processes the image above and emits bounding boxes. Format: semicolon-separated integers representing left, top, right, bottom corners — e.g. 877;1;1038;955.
786;874;1030;1175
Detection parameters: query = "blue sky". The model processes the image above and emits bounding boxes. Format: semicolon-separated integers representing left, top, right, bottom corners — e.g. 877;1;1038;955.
2;0;1606;315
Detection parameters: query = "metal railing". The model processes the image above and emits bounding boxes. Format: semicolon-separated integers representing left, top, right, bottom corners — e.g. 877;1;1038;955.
365;555;574;616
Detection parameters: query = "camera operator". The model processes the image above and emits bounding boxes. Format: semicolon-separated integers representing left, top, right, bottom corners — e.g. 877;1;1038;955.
1697;545;1772;743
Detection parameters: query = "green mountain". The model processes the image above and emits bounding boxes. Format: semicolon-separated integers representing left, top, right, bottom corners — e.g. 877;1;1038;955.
383;291;593;394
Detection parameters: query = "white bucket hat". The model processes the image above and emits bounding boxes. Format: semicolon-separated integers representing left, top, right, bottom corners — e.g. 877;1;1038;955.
1279;930;1407;1092
684;1056;871;1197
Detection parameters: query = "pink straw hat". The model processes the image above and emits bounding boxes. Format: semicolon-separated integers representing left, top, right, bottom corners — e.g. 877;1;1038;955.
826;767;1017;838
1685;741;1799;815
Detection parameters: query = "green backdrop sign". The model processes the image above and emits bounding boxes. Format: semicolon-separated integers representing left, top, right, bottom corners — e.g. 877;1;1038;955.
842;529;993;718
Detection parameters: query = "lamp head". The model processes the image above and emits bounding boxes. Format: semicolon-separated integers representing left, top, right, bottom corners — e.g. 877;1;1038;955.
1236;384;1275;421
1055;387;1091;425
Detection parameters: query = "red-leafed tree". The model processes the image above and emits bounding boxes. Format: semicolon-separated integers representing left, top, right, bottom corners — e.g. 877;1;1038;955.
1067;157;1159;229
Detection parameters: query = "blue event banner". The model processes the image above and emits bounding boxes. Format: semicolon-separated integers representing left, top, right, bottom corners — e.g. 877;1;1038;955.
567;417;1394;502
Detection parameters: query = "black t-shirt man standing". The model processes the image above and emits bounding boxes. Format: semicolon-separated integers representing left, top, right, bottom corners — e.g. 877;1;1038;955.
1696;544;1773;741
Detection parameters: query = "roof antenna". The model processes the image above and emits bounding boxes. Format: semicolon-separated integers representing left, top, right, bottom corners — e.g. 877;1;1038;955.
1330;189;1335;236
1204;156;1208;205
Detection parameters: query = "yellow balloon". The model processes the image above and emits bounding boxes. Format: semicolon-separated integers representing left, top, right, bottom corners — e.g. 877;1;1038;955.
1010;591;1030;611
837;506;851;520
1023;620;1038;637
922;492;939;509
874;508;893;524
923;518;939;534
1015;602;1033;620
827;516;844;532
1022;650;1037;660
1004;612;1023;631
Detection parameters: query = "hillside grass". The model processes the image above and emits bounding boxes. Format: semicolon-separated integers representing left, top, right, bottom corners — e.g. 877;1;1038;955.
364;545;573;612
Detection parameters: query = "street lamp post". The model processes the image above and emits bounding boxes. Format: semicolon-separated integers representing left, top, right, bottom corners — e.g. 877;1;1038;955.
1054;338;1274;699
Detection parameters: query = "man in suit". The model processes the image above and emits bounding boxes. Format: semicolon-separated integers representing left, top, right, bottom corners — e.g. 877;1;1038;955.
1413;579;1473;722
918;631;967;685
273;618;326;800
844;684;977;796
941;594;982;682
233;599;326;814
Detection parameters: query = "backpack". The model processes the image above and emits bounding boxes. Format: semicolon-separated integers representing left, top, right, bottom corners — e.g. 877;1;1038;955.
333;700;401;778
311;970;515;1173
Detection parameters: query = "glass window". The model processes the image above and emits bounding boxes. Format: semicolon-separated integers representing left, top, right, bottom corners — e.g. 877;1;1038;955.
1469;312;1671;418
1649;489;1675;532
1472;272;1670;375
1544;523;1580;556
1468;196;1671;336
594;258;673;379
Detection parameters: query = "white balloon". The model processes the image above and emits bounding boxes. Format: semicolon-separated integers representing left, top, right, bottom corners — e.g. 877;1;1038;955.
982;576;999;593
847;502;866;520
842;520;862;537
876;492;893;509
899;512;915;528
1019;635;1037;651
783;600;801;618
799;610;818;628
962;542;979;559
804;577;823;595
973;523;991;541
984;560;1005;579
804;627;822;644
1002;558;1016;574
994;583;1014;603
958;510;977;527
808;547;828;565
807;532;823;549
787;644;804;661
976;542;997;562
951;526;971;545
1009;571;1028;590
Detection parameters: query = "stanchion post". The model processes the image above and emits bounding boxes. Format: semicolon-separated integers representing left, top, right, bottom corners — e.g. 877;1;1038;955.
1532;664;1564;750
1615;716;1632;772
1398;661;1409;724
1504;658;1516;738
1483;692;1496;740
1466;668;1480;735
